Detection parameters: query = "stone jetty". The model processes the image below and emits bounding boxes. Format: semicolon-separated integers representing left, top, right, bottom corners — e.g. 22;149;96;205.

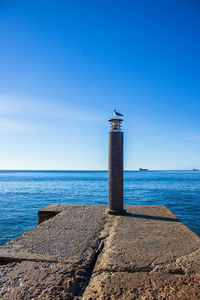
0;205;199;299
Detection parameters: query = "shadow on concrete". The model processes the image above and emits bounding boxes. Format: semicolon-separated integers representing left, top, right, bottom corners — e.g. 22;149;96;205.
125;213;181;223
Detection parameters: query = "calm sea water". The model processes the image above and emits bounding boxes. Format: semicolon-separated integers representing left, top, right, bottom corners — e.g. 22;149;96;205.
0;170;199;245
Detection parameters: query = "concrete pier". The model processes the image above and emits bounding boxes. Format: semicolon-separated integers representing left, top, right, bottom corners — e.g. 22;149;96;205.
0;205;199;299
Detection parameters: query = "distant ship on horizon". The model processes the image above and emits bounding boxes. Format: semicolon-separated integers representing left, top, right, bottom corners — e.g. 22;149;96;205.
193;169;199;171
139;168;149;171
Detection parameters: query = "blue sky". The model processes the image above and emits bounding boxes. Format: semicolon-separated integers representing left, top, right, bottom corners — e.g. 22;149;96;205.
0;0;200;170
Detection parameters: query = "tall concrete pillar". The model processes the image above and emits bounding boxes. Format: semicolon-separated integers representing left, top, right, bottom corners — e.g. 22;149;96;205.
107;119;125;215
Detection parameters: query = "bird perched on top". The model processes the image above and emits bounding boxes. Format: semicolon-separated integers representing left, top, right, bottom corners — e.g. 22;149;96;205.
113;109;124;117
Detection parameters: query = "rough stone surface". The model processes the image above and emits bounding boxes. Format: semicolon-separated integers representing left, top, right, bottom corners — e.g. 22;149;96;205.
0;205;107;264
83;272;200;300
94;205;200;273
83;205;200;299
0;261;86;300
0;205;200;299
0;205;107;299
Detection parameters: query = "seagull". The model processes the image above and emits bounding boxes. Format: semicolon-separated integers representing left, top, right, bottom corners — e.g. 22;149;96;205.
113;109;124;117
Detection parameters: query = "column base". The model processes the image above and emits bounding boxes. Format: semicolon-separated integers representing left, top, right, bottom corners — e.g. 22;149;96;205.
106;209;126;215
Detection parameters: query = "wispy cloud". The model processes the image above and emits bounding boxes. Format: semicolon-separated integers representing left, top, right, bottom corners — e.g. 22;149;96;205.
0;94;104;133
0;95;35;133
0;118;32;133
1;94;104;119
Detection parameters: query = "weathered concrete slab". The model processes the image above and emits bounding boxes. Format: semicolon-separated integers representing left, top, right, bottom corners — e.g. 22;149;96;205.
0;261;86;300
83;205;200;299
1;205;200;299
83;272;200;300
38;204;90;224
0;205;107;299
0;205;106;265
94;205;200;273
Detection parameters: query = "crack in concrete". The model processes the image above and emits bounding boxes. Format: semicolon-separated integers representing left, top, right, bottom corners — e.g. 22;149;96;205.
82;216;200;284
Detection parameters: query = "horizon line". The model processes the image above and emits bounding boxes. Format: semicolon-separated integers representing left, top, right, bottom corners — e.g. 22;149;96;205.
0;169;198;172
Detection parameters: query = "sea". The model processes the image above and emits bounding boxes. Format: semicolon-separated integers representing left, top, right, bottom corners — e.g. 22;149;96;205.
0;170;199;246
